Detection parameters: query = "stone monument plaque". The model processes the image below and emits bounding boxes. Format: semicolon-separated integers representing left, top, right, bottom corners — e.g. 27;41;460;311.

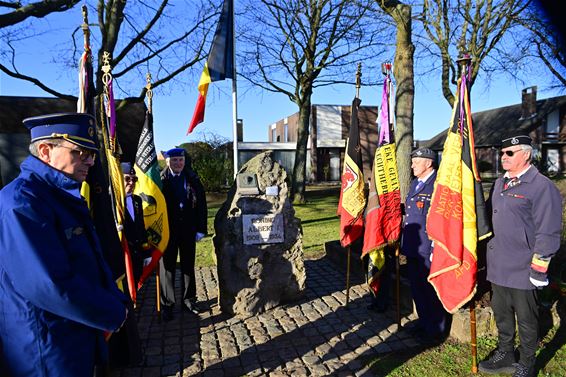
213;151;305;316
243;213;284;245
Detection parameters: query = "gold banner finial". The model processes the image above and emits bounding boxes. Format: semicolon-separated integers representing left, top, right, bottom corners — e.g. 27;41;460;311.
145;73;153;113
355;62;362;99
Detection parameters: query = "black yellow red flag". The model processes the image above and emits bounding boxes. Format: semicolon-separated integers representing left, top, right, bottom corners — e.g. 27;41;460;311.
427;63;492;313
188;0;234;134
338;97;366;247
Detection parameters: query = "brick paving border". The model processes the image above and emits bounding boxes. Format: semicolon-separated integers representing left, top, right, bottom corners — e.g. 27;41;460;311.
111;257;420;376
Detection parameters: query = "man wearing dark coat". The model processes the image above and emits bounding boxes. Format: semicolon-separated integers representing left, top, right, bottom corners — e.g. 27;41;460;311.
0;113;128;377
121;162;154;285
401;147;449;345
159;148;208;321
479;135;562;377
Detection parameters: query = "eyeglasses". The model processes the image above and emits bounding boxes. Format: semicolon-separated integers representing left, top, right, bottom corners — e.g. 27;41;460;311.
124;175;138;183
53;144;97;161
499;149;522;157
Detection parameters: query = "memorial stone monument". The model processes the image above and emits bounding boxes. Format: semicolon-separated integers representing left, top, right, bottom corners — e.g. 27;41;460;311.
213;151;306;316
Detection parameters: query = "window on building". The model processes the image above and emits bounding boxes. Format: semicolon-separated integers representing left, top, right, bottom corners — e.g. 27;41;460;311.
272;128;277;142
545;110;559;139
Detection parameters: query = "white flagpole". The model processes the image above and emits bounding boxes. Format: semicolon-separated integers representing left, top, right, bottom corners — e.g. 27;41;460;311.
231;0;238;179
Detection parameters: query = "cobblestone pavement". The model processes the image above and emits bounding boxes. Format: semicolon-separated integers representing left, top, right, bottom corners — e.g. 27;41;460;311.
111;257;420;376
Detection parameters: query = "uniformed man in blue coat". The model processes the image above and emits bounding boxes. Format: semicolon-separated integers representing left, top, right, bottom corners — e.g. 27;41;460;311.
159;148;208;321
0;113;129;377
479;135;562;377
401;147;449;345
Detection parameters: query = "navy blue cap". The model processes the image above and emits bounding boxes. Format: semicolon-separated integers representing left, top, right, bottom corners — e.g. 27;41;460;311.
501;135;532;148
23;113;98;151
163;148;185;158
120;162;135;175
410;147;436;160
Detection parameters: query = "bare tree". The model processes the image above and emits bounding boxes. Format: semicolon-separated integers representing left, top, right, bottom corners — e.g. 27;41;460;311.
0;0;219;106
417;0;530;107
516;4;566;88
239;0;388;203
375;0;414;198
0;0;79;28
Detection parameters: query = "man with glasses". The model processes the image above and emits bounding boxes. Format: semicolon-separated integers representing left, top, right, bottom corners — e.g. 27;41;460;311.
0;113;129;376
479;135;562;377
121;162;154;286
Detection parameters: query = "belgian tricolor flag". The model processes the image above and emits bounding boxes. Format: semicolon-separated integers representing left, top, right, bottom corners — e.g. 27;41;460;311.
188;0;234;134
337;97;366;247
426;62;492;313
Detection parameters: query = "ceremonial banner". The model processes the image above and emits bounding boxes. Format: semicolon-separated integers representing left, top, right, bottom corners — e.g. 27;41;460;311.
337;97;366;247
427;66;491;313
102;75;137;304
134;110;170;287
362;76;402;294
188;0;234;134
77;29;125;283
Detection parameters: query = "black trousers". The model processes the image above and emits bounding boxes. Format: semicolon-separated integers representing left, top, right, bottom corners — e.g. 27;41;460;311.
491;283;539;366
407;256;449;336
159;224;197;308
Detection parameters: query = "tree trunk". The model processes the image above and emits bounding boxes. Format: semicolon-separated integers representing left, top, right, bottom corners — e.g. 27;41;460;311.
291;96;312;204
383;2;415;198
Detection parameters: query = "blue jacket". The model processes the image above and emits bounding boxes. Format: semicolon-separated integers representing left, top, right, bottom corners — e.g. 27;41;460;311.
0;156;128;377
486;166;562;289
401;171;437;262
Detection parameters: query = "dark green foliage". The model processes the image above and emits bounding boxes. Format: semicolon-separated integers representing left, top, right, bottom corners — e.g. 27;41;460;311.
178;135;233;192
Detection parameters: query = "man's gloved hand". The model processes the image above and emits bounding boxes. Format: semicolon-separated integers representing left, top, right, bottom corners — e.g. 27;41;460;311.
195;232;205;242
530;253;551;288
143;257;152;267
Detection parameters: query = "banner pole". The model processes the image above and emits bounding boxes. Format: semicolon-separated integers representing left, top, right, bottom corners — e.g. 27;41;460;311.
156;269;161;319
470;301;478;373
231;0;239;179
395;244;401;330
346;246;351;306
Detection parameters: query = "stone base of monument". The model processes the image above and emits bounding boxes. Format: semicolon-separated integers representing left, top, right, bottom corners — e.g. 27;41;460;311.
214;151;306;317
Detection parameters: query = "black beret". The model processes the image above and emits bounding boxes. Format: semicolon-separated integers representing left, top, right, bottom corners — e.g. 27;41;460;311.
23;113;98;150
501;135;532;148
410;147;436;160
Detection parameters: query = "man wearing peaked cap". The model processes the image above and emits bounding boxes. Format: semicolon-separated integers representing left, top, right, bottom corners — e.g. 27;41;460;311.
479;134;562;377
0;113;129;376
25;112;99;151
159;147;208;320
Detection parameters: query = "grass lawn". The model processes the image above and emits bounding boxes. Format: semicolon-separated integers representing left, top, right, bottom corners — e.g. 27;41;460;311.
365;326;565;376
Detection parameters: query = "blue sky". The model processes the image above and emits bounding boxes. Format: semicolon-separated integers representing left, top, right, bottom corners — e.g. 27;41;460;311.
0;4;563;153
2;65;558;153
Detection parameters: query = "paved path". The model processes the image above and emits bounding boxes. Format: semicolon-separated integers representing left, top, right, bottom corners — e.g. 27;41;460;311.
111;258;419;376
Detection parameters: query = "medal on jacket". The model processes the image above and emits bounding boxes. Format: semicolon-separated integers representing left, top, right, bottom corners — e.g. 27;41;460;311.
416;201;424;209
